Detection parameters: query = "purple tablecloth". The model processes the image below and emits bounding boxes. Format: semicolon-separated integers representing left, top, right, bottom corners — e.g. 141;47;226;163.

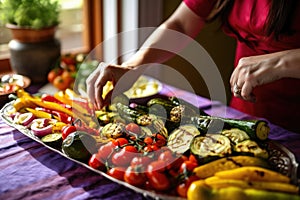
0;84;299;200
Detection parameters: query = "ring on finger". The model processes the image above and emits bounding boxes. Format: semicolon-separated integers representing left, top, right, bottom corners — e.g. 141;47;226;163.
233;83;241;95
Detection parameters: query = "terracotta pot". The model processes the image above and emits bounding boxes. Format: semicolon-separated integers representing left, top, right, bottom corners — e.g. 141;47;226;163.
6;24;61;83
6;24;57;43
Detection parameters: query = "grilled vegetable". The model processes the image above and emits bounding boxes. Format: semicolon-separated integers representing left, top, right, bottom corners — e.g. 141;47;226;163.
221;128;250;144
62;131;97;162
192;116;270;141
147;98;177;114
187;180;300;200
204;176;299;194
168;96;209;116
41;133;62;149
191;116;225;134
193;155;270;179
101;122;125;139
214;166;291;183
190;134;232;160
234;140;269;159
167;125;201;154
116;102;145;123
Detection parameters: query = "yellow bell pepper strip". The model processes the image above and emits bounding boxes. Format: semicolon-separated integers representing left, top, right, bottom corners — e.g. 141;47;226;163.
64;88;95;115
54;91;73;106
35;107;73;124
52;121;67;133
13;97;36;112
187;180;300;200
26;108;52;119
29;98;74;117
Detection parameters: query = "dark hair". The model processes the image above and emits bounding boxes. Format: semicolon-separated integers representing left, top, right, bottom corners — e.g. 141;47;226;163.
215;0;297;40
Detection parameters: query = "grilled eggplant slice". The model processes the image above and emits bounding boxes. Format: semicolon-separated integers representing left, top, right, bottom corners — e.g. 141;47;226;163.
234;139;269;159
221;128;250;144
167;125;201;154
190;134;232;159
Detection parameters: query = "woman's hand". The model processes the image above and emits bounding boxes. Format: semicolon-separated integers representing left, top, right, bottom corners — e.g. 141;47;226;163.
86;62;134;109
230;49;300;102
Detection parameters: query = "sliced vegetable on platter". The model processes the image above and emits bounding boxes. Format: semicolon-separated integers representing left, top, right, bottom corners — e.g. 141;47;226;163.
190;134;232;160
167;125;201;154
1;90;299;200
191;115;270;141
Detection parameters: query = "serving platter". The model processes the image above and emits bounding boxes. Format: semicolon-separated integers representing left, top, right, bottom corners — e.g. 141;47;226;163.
1;100;299;199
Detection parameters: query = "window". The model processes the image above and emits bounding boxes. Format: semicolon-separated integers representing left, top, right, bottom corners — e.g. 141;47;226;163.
0;0;103;73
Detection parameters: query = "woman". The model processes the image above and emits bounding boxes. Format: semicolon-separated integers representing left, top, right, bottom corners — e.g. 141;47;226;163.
86;0;300;133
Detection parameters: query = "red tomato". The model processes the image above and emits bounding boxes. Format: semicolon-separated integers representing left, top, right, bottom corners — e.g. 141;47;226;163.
152;133;166;147
97;141;115;162
130;156;152;169
112;138;129;147
88;153;105;170
61;70;74;85
124;166;147;187
125;123;141;134
170;155;189;171
176;175;199;197
62;125;77;140
146;171;170;191
158;149;175;169
111;145;138;167
189;154;199;164
146;160;166;174
48;68;63;83
53;75;69;91
107;167;126;181
179;160;198;173
143;136;153;145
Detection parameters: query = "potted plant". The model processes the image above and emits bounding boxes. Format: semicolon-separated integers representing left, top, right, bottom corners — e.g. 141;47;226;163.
0;0;61;83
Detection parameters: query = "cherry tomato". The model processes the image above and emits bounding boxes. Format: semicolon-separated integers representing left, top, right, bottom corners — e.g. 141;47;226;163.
97;141;115;162
61;54;76;65
61;70;74;85
158;149;175;169
88;153;105;170
130;156;152;169
152;133;166;147
107;167;126;181
125;123;141;134
147;171;170;191
62;125;77;140
53;75;69;91
179;160;198;173
143;136;153;145
111;145;138;167
124;166;147;187
48;68;63;83
189;154;199;164
176;175;199;197
168;155;188;171
146;160;166;174
112;138;129;147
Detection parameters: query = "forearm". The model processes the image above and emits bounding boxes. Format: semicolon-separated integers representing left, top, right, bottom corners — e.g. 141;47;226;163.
277;48;300;79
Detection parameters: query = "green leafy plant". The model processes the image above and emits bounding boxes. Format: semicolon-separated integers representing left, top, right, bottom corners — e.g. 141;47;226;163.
0;0;60;29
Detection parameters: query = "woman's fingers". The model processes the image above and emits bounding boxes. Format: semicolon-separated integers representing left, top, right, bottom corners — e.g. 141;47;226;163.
86;62;110;109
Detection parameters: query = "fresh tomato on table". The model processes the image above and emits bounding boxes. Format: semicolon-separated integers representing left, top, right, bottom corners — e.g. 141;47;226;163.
124;166;147;187
62;124;77;140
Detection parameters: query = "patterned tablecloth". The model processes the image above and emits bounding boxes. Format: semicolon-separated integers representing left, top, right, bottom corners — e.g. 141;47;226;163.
0;83;299;200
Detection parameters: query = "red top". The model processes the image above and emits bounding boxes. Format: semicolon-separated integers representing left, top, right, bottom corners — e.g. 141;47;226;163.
183;0;300;132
